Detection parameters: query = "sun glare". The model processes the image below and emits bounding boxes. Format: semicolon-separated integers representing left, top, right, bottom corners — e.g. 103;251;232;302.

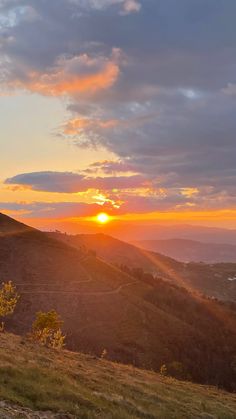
96;212;110;224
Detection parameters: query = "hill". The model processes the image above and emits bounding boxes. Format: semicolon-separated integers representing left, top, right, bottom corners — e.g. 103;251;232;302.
1;213;236;390
50;232;181;275
50;232;236;303
0;333;236;419
0;212;32;235
134;238;236;263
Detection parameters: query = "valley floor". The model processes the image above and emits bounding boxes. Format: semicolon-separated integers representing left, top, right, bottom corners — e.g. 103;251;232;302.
0;334;235;418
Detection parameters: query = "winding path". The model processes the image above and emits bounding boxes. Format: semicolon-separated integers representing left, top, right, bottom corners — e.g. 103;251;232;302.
15;255;139;297
17;280;139;296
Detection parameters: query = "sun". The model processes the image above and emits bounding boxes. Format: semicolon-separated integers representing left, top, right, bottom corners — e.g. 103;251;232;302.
96;212;110;224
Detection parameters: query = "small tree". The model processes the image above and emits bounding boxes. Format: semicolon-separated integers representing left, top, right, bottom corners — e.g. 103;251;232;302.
30;310;65;349
0;281;19;331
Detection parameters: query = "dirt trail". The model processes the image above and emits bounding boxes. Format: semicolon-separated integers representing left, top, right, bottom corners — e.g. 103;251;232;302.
15;256;139;297
18;280;139;296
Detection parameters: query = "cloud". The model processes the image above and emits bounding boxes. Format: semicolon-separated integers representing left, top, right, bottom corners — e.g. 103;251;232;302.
68;0;141;14
62;113;155;135
0;189;196;219
0;201;112;218
87;159;137;174
5;50;121;97
1;0;236;213
63;117;119;135
222;83;236;96
68;91;236;196
5;171;147;193
121;0;141;15
3;181;236;221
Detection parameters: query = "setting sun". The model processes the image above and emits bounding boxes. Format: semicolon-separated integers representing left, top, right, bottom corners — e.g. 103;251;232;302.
96;212;110;224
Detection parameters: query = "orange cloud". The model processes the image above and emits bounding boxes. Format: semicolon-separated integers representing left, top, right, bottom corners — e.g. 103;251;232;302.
8;52;120;97
63;117;119;135
63;114;157;135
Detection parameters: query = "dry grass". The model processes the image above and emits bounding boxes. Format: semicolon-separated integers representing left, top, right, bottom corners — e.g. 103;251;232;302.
0;333;235;418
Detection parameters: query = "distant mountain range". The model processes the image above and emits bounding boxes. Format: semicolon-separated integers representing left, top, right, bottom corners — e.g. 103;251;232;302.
134;238;236;263
1;212;236;390
41;217;236;244
129;224;236;245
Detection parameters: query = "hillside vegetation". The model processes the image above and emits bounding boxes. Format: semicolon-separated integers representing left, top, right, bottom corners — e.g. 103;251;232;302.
0;333;236;419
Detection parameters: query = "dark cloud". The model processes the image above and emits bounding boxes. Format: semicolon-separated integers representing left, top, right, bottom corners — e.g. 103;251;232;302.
5;171;147;192
0;201;111;218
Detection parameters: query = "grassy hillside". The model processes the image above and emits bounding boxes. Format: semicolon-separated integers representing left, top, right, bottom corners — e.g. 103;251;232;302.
50;232;236;302
0;333;236;419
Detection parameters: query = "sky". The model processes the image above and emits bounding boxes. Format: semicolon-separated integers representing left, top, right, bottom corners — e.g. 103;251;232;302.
1;0;236;234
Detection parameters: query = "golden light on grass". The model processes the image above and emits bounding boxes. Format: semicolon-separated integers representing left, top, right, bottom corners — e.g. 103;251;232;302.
96;212;110;224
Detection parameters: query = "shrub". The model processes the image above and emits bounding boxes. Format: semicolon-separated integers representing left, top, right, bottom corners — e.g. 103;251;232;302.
30;310;65;349
0;281;19;331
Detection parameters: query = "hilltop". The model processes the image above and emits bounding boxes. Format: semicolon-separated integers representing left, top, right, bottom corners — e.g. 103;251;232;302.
0;212;32;235
1;213;236;390
0;333;236;418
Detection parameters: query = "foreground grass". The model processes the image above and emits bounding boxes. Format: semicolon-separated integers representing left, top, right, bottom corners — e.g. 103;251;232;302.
0;334;235;418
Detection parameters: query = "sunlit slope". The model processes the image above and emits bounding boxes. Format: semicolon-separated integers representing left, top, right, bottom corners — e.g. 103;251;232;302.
0;333;236;419
1;213;236;390
51;232;236;302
